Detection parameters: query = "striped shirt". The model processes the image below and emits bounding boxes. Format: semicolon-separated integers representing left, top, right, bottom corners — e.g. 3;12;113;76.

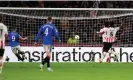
100;27;119;43
0;23;8;49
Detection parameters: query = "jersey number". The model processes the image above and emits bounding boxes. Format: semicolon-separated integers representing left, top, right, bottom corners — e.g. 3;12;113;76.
110;32;113;36
0;29;3;37
44;28;48;36
106;31;113;37
12;36;15;41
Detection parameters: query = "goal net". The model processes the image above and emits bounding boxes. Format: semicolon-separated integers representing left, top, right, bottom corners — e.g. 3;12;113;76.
0;8;133;47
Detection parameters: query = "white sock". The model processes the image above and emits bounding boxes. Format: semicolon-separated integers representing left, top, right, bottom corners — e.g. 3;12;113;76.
111;51;119;61
114;53;119;61
101;52;109;62
40;64;43;68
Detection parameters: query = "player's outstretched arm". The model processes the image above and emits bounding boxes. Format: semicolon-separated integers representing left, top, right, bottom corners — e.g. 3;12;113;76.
97;28;105;37
4;24;8;39
34;27;43;46
97;31;104;37
20;36;28;41
53;26;61;42
35;27;43;42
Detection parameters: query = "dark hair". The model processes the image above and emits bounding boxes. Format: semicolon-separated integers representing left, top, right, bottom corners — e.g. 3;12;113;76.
11;27;17;32
47;17;52;22
104;21;109;27
0;14;2;22
110;21;114;27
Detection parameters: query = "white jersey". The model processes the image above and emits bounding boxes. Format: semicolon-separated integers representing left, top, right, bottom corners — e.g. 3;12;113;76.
100;27;119;43
0;23;8;49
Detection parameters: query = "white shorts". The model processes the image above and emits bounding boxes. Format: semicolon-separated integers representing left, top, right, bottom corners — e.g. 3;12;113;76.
43;45;52;52
11;45;22;54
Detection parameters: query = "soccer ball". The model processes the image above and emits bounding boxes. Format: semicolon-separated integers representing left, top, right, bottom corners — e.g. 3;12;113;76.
75;35;80;40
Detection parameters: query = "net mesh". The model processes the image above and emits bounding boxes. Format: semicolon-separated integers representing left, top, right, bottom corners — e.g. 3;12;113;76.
0;8;133;47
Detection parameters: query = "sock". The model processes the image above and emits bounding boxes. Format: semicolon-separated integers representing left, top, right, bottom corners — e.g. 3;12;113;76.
114;53;119;62
47;56;50;68
15;54;22;61
0;59;3;73
112;51;119;62
42;56;49;65
107;56;111;63
0;59;2;67
42;56;50;68
19;52;26;58
42;58;46;65
101;52;107;62
19;51;25;55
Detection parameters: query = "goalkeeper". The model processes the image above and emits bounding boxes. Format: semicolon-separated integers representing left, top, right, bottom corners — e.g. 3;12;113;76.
34;17;60;71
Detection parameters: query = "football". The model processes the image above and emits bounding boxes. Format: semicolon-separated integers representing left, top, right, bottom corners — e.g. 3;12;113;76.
75;35;80;40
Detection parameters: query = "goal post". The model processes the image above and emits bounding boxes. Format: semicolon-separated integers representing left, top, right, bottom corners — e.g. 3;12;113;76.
0;7;133;47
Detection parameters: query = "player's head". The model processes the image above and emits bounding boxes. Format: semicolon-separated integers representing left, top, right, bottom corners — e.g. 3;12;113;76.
11;27;17;32
104;21;109;28
0;14;3;22
47;17;52;23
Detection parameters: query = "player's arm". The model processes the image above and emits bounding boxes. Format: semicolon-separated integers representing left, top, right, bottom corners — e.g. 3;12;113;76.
34;27;43;46
19;35;28;41
4;24;8;39
116;20;123;31
53;26;61;42
35;27;43;42
97;28;105;37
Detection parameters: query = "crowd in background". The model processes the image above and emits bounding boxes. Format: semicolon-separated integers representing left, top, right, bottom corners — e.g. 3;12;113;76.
3;14;133;47
0;1;133;8
0;1;133;47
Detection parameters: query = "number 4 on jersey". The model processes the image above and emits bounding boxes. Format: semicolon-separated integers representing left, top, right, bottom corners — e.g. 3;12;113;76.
44;28;48;36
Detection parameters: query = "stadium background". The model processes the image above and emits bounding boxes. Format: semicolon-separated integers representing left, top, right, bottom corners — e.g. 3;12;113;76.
0;1;133;80
0;1;133;47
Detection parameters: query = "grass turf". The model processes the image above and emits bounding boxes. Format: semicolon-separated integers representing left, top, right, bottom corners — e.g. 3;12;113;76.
0;63;133;80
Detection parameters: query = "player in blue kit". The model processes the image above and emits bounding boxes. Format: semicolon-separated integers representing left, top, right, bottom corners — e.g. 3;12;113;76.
34;17;60;71
8;28;27;61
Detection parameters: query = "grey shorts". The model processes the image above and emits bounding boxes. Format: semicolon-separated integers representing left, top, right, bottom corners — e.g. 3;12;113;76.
11;45;22;54
43;45;52;52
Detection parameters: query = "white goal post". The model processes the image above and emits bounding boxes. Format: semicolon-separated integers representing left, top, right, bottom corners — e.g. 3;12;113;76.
0;7;133;47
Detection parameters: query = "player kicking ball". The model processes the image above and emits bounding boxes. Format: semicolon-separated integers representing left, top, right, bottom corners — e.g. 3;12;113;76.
8;28;27;61
0;15;8;74
97;21;120;63
108;48;120;62
34;17;60;71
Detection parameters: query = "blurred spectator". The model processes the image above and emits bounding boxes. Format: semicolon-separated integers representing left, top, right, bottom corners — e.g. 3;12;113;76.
0;1;133;8
38;1;44;8
1;1;133;47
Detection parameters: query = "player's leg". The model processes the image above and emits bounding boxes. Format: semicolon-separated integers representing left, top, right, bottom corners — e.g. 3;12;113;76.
17;46;26;61
0;48;5;74
113;52;119;62
106;43;113;63
109;48;119;62
99;43;110;63
40;45;53;71
11;47;23;61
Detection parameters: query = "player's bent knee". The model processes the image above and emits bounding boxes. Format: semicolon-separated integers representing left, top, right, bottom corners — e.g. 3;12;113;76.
46;52;51;58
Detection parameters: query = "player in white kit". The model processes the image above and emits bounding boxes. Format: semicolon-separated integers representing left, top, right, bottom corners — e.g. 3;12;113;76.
0;15;8;74
97;21;120;63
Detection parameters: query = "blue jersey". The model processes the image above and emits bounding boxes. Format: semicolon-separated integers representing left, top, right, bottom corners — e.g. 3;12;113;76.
8;32;20;47
35;23;60;45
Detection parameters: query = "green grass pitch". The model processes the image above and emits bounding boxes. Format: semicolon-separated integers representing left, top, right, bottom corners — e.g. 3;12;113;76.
0;62;133;80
